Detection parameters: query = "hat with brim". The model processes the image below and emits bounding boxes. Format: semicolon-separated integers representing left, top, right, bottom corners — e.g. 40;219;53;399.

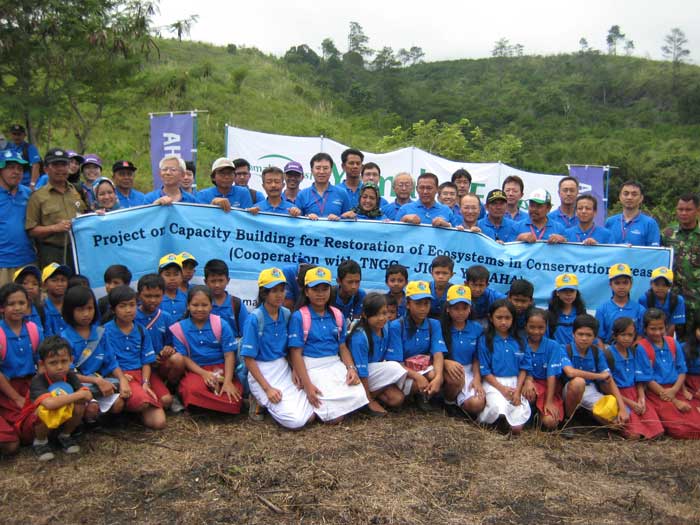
283;161;304;175
211;157;235;176
67;150;85;164
486;189;507;203
258;267;287;289
555;273;579;291
81;154;102;169
42;263;73;282
651;266;673;284
44;148;70;165
528;188;551;205
13;265;41;283
609;263;632;280
178;252;198;267
305;267;332;287
447;284;472;305
406;281;432;301
112;160;136;173
158;253;182;271
0;149;29;169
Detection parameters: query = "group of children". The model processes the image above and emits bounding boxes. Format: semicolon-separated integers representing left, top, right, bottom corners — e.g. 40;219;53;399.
2;252;700;462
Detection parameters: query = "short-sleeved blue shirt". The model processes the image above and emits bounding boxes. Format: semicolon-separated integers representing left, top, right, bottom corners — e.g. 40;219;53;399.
682;343;700;375
607;345;652;388
0;320;42;378
565;224;614;244
348;326;390;379
211;293;249;339
605;212;661;247
144;188;196;204
287;307;346;358
561;345;610;384
334;288;366;322
478;334;531;377
43;299;69;337
547;209;579;230
513;218;566;240
429;281;452;317
595;298;646;344
160;289;187;321
0;185;36;267
448;322;483;366
296;184;351;217
507;209;529;223
386;317;447;361
195;186;254;208
240;307;290;362
477;216;518;242
103;321;155;372
551;311;578;347
395;201;454;225
338;180;361;208
135;307;174;352
640;338;686;385
470;288;506;320
527;336;563;380
382;199;413;221
116;188;146;208
63;324;119;376
638;292;685;326
171;316;236;366
256;199;296;214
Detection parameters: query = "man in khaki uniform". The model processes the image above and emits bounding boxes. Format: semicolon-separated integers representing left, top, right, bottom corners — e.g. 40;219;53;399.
25;148;87;270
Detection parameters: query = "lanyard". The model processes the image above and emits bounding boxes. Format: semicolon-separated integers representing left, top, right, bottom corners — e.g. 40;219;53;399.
620;214;638;241
311;187;330;215
529;224;546;240
576;225;595;242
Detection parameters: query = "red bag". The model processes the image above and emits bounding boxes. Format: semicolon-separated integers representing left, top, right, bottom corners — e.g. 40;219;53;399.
405;354;431;372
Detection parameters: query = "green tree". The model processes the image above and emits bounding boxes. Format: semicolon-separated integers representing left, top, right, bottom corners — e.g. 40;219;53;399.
168;14;199;41
284;44;321;68
492;38;511;57
662;27;690;88
371;47;400;70
347;21;373;61
606;25;625;55
321;38;340;61
579;38;589;53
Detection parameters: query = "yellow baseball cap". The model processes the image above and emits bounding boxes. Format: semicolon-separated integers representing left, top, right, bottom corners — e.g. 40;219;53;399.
555;273;579;291
13;265;41;283
406;281;432;300
304;266;332;287
592;394;619;423
258;267;287;289
158;253;182;271
178;251;198;266
447;284;472;305
651;266;673;284
41;263;73;283
608;263;632;280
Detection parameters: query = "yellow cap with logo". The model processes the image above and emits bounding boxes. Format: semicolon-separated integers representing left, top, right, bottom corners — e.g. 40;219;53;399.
447;284;472;305
304;266;332;287
651;266;673;284
158;253;182;271
555;273;579;291
406;281;432;300
608;263;632;280
258;267;287;289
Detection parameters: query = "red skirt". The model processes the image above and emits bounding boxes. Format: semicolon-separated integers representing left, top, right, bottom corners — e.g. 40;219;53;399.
0;416;17;443
123;370;168;412
646;387;700;440
685;374;700;396
533;378;564;423
179;364;242;414
618;386;664;439
0;377;37;444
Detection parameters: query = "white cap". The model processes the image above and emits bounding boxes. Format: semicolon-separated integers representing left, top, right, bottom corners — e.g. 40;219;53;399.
211;157;235;175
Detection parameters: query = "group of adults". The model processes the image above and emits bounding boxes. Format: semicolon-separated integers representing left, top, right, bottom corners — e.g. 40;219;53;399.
1;124;698;320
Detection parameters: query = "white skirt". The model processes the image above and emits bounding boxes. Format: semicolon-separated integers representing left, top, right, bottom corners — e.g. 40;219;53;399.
304;355;369;421
367;361;409;393
248;357;315;430
456;365;478;407
477;375;531;426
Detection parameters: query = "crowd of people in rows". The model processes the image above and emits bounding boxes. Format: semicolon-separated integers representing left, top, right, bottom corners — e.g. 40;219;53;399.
2;124;700;461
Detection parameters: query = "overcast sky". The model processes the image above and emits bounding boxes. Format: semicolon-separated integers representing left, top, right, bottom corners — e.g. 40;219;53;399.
153;0;698;63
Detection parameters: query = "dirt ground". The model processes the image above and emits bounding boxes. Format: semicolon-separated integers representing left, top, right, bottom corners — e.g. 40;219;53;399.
1;407;699;525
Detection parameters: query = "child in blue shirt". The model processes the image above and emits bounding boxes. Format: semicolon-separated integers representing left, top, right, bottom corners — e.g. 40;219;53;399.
595;263;646;343
13;265;43;327
347;293;410;416
547;273;587;347
178;252;198;292
240;268;314;429
477;299;532;434
105;286;169;429
428;255;455;319
287;267;367;423
41;263;73;336
507;279;534;339
158;253;187;320
385;264;408;319
439;285;485;418
333;259;366;323
203;258;249;339
170;285;242;414
683;311;700;400
637;266;685;338
466;265;506;330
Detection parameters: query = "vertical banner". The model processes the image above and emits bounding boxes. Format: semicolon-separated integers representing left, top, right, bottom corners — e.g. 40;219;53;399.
149;113;195;188
569;165;606;226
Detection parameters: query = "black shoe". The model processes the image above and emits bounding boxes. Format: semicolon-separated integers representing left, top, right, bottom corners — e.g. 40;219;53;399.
57;434;80;454
33;442;55;461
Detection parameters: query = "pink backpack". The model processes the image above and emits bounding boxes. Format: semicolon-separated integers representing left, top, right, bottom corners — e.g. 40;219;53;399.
0;322;40;361
169;315;222;356
299;306;345;343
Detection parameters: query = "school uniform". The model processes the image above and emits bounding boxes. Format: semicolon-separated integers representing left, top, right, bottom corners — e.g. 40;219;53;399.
638;292;686;328
281;264;302;305
449;322;484;406
684;344;700;394
0;320;42;444
513;218;566;240
296;184;352;217
605;212;661;247
641;337;700;439
25;303;43;328
172;316;242;414
561;345;609;410
477;216;518;242
547;209;578;230
160;288;187;321
43;299;69;337
385;292;407;319
196;186;254;209
240;307;313;429
395;201;454;226
607;345;664;439
429;281;452;318
62;324;118;377
470;288;507;326
211;293;249;339
386;316;447;361
477;334;532;426
288;307;368;421
595;297;646;344
348;326;409;396
334;288;366;323
527;336;565;422
565;224;614;244
550;311;578;347
103;321;167;411
135;308;174;352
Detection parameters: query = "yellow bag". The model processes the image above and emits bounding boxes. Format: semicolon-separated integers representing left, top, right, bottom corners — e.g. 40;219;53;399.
37;381;74;429
592;394;618;423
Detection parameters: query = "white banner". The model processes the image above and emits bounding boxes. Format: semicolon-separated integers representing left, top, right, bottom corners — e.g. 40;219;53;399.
225;125;565;206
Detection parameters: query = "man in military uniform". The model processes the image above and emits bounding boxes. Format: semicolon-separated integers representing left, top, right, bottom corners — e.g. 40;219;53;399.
663;193;700;337
25;148;87;270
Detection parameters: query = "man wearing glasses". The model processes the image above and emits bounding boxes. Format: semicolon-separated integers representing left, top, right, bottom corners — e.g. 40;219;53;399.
233;158;265;203
112;160;146;208
395;173;454;228
382;172;415;220
144;155;197;204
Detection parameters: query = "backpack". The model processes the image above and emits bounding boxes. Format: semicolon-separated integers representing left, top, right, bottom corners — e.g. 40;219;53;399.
170;315;222;357
299;305;344;344
0;322;40;361
637;337;678;368
565;343;614;372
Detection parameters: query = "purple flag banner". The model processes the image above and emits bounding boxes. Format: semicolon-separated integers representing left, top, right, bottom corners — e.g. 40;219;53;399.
149;114;194;189
569;165;606;226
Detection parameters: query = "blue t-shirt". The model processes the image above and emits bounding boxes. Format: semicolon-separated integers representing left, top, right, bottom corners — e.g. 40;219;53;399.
478;334;531;377
547;208;579;230
0;185;36;267
477;216;518;242
135;307;174;352
470;288;506;321
160;289;187;321
63;324;119;376
43;299;69;337
640;338;686;385
565;224;613;244
24;304;43;327
282;264;301;304
0;320;42;378
171;316;236;366
607;345;652;389
682;343;700;375
382;199;413;220
348;325;391;379
395;201;454;225
386;317;447;360
527;337;563;380
429;281;452;317
595;298;646;344
144;188;196;204
507;209;529;223
385;292;407;319
103;321;155;372
513;218;566;240
196;186;254;208
448;322;483;366
256;199;295;214
605;212;660;247
561;345;610;384
296;184;351;217
334;288;366;322
211;293;249;339
638;292;686;326
116;188;146;208
287;307;347;358
338;180;361;208
5;142;41;186
240;307;290;362
551;311;578;347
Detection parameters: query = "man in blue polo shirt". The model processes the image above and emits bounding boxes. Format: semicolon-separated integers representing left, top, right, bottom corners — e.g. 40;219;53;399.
382;172;414;220
112;160;146;208
548;176;579;229
4;124;41;188
565;194;613;245
250;166;301;216
0;150;36;284
296;152;353;220
396;172;453;227
605;180;660;246
196;157;254;211
338;148;363;207
514;188;566;243
478;189;517;242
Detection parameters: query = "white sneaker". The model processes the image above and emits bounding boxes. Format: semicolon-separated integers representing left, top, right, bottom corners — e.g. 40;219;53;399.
170;395;185;413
